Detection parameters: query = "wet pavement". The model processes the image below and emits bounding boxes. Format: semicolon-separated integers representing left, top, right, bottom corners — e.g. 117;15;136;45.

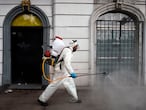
1;73;146;110
0;84;146;110
0;86;101;110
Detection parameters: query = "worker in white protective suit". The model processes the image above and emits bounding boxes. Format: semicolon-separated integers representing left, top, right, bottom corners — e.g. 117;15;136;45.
37;40;81;106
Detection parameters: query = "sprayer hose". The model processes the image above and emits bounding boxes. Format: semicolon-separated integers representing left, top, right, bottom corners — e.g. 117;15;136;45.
41;57;69;83
42;57;107;83
42;57;52;82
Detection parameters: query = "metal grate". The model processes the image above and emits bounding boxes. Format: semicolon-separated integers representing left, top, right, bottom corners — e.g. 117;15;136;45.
96;20;142;75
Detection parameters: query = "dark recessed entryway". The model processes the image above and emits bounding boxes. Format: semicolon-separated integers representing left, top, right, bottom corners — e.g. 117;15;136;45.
11;26;43;84
3;5;50;87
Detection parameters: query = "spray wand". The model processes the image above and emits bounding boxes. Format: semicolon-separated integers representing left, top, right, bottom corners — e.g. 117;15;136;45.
76;72;108;77
42;57;108;83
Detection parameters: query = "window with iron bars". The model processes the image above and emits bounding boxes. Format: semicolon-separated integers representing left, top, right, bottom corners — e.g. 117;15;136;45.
96;12;141;75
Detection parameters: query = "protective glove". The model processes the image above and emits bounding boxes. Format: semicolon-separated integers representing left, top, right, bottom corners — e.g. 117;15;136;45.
70;72;77;78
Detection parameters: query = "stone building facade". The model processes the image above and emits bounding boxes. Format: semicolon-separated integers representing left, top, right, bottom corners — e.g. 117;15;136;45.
0;0;146;88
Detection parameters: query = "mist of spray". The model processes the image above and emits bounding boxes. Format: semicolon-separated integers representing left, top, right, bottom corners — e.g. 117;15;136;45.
89;69;146;110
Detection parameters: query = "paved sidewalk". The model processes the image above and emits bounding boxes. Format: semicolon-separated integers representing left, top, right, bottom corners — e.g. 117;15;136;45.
0;87;105;110
0;85;146;110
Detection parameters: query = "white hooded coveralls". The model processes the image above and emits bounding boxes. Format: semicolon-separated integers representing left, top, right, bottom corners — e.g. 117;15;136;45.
39;47;79;102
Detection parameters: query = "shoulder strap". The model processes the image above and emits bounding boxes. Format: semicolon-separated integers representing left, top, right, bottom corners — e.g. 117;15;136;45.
55;46;70;64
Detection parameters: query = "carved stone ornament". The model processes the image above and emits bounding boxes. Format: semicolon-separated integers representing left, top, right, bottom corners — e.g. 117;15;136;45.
115;2;122;9
21;0;31;11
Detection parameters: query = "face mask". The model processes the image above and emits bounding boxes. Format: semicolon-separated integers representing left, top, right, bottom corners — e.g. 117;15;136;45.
73;45;78;52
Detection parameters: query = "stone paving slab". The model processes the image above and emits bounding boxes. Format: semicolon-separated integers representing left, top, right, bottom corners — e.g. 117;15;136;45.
0;87;107;110
0;86;146;110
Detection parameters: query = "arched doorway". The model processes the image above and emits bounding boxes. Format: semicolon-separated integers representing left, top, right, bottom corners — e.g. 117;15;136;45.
3;5;50;87
90;3;145;86
11;13;43;84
